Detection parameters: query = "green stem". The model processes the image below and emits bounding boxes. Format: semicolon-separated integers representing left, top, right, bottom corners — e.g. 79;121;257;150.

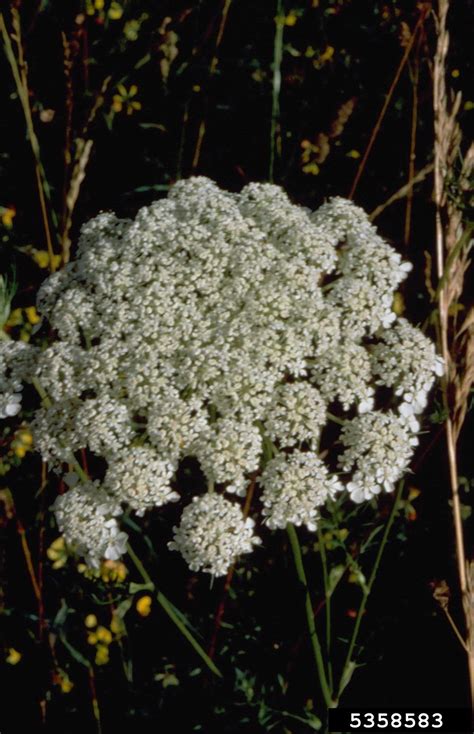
286;523;335;708
126;543;222;679
337;480;404;699
326;412;347;427
269;0;284;182
317;526;333;691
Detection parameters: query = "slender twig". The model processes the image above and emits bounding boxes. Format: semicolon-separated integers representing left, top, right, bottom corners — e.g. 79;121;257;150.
404;33;421;245
369;164;434;221
88;666;103;734
191;0;232;171
348;6;428;200
337;481;404;700
287;523;335;708
0;9;57;271
17;519;41;602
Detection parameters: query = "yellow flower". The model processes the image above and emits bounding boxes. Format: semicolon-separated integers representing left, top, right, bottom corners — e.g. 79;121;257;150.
95;0;104;10
13;445;26;459
108;2;123;20
100;558;128;583
96;626;113;645
24;306;41;325
47;536;68;569
284;11;298;26
85;614;98;629
5;308;23;328
1;206;16;229
346;149;361;159
87;632;98;645
33;250;49;268
136;595;152;617
6;648;21;665
95;644;109;666
17;429;33;446
60;675;74;693
112;84;142;116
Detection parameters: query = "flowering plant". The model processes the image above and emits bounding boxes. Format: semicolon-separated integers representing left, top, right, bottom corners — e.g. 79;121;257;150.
0;177;443;576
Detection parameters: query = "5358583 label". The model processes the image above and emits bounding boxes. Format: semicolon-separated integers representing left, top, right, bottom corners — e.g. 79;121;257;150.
328;708;472;733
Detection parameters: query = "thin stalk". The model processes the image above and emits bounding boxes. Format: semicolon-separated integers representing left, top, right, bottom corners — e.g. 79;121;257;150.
337;480;404;700
286;523;335;708
0;10;58;270
191;0;232;171
269;0;284;182
317;526;333;691
348;6;428;200
126;543;222;678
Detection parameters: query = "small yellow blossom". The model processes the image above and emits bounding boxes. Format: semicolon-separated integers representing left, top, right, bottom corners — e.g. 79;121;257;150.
346;149;360;159
5;308;23;328
108;2;123;20
136;595;152;617
451;69;460;78
100;559;128;583
60;675;74;693
17;429;33;446
6;648;21;665
85;614;98;629
31;249;61;270
112;84;142;116
96;626;113;645
1;206;16;229
24;306;41;325
284;11;298;26
47;536;68;569
87;632;98;645
95;643;109;666
54;670;74;693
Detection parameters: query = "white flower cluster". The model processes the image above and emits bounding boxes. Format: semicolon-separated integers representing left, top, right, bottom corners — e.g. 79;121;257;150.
53;481;128;568
338;412;420;503
168;493;261;576
259;451;343;531
370;318;444;417
104;447;179;517
0;341;37;418
0;178;443;573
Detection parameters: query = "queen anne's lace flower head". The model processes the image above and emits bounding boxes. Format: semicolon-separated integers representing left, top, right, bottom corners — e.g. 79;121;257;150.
168;493;261;576
259;451;343;531
263;382;326;448
104;447;179;516
53;482;128;568
338;411;419;503
1;178;443;573
370;317;444;418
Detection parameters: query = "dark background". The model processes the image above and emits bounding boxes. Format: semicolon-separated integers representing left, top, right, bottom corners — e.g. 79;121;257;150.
1;1;472;731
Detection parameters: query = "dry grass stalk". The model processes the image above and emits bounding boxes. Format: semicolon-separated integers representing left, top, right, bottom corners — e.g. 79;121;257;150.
433;0;474;705
369;163;433;221
0;8;57;271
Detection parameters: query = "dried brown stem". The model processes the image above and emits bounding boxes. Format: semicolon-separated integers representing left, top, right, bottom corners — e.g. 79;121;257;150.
348;6;428;201
191;0;232;171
